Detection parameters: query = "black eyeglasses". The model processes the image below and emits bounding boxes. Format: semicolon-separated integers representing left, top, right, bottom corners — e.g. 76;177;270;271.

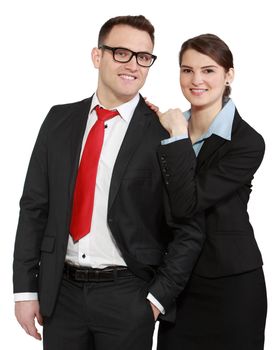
99;45;157;67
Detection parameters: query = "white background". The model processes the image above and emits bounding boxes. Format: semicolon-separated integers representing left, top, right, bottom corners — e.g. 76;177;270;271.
1;0;277;349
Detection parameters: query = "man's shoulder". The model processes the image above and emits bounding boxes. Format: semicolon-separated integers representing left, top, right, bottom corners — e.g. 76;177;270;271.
49;96;92;114
43;96;92;126
136;96;169;138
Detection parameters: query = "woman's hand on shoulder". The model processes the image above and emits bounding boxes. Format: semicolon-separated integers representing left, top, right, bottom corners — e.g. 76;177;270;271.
144;97;188;137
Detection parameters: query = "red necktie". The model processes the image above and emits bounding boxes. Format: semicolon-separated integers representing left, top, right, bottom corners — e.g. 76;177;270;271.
70;105;119;242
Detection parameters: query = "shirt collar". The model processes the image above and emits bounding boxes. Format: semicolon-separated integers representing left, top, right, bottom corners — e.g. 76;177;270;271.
183;98;235;142
90;93;140;123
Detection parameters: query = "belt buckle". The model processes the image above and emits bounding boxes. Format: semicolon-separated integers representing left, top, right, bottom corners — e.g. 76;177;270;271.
75;269;89;282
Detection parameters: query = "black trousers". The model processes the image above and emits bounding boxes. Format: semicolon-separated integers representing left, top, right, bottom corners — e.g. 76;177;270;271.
158;268;267;350
43;272;155;350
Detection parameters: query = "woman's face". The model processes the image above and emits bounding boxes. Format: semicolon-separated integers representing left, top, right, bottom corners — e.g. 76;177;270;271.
180;49;233;111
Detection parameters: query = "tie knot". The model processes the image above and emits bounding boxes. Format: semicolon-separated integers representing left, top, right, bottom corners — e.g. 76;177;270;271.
95;105;119;122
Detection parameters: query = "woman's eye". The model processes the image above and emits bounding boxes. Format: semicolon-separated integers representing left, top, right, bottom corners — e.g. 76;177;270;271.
181;69;192;73
203;69;214;73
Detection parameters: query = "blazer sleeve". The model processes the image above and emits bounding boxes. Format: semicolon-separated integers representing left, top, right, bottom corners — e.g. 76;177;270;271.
148;191;205;314
157;127;265;218
13;108;54;293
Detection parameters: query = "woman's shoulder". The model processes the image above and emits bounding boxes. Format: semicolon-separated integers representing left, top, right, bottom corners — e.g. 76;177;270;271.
232;109;265;151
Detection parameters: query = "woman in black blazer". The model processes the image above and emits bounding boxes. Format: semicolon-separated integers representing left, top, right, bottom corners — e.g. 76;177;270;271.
151;34;267;349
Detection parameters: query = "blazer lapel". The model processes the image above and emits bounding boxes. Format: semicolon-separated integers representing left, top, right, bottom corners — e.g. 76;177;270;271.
108;97;152;211
196;109;242;172
196;134;227;172
68;96;92;200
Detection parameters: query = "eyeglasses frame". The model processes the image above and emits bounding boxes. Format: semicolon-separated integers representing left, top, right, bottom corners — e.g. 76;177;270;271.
98;44;157;67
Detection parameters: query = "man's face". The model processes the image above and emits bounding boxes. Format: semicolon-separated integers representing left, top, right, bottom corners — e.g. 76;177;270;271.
92;24;154;108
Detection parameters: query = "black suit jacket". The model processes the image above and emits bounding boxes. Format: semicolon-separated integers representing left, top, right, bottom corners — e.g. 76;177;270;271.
158;109;265;277
13;95;204;321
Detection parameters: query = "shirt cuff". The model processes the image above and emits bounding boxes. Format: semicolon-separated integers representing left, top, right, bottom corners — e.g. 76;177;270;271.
161;134;188;145
14;292;38;302
147;293;165;314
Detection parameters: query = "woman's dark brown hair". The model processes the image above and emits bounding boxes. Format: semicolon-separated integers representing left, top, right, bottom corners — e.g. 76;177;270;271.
179;34;234;98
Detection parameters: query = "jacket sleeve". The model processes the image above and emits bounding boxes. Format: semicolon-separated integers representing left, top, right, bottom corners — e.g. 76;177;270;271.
13;108;54;293
157;130;265;218
148;190;205;315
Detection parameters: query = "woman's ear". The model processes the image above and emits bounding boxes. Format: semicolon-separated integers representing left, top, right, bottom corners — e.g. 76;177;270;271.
226;68;235;85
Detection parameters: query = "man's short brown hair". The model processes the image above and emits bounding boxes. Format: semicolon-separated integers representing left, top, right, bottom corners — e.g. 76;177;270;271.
98;15;155;46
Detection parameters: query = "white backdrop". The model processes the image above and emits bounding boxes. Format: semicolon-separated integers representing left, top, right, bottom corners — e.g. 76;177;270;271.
1;0;277;349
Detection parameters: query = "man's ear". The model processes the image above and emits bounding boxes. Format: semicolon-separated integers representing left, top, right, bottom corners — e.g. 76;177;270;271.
91;47;101;68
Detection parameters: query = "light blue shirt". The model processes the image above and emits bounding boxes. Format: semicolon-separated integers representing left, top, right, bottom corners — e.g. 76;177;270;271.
161;99;236;156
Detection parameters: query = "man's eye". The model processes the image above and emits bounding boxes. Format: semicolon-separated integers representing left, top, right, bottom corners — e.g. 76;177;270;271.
116;50;129;57
138;54;151;62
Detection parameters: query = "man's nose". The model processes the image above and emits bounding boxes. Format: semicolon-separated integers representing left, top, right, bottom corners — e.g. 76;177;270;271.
124;55;138;70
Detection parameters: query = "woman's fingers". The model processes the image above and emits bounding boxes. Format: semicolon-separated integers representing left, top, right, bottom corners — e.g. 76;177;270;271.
144;97;160;112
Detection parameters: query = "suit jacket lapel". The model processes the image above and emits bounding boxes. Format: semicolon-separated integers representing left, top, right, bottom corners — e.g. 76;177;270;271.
108;96;151;211
68;96;92;200
196;109;242;172
196;134;227;172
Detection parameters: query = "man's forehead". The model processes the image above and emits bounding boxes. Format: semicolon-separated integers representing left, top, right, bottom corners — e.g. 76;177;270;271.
104;25;154;51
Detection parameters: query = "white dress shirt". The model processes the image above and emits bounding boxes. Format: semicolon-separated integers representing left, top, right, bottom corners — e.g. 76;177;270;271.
65;93;139;268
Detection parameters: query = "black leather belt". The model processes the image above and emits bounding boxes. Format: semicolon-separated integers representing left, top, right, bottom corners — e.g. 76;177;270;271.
64;263;134;282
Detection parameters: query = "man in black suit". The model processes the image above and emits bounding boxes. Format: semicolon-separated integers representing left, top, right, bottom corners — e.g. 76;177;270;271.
13;15;204;350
